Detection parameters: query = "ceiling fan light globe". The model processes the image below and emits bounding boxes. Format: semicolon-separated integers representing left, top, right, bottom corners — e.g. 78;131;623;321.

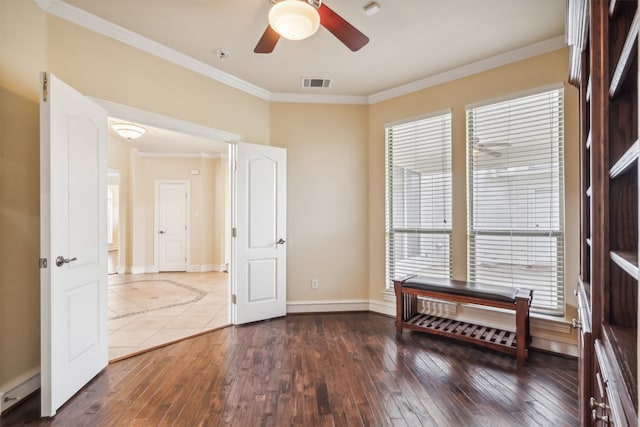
269;0;320;41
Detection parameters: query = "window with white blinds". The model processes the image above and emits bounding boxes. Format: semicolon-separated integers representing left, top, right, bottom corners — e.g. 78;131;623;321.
466;88;564;315
385;111;452;288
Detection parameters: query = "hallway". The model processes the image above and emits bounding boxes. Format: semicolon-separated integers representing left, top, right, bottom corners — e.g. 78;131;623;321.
108;271;228;360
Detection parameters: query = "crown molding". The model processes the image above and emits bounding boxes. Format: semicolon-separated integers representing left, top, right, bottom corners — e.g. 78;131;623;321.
271;92;369;105
367;35;567;104
36;0;566;106
34;0;271;101
136;152;223;159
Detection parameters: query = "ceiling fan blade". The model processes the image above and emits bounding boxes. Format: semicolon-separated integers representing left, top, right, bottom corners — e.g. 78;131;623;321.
318;3;369;52
254;25;280;54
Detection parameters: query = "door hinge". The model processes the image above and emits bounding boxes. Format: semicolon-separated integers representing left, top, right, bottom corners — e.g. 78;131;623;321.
232;227;237;238
231;294;237;304
42;74;48;103
39;258;48;269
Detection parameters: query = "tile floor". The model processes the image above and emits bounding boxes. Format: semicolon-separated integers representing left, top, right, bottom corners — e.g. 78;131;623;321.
108;271;229;360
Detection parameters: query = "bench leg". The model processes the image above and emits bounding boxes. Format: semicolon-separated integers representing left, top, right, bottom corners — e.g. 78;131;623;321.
395;281;420;335
515;296;530;366
394;281;403;334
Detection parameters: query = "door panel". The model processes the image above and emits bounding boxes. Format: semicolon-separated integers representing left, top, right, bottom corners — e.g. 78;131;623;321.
248;259;277;301
234;142;286;324
40;73;108;416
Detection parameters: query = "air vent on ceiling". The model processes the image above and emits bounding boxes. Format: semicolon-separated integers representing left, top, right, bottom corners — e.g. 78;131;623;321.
302;78;331;88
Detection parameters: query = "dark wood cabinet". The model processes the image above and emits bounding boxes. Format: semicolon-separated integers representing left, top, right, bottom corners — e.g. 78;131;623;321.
568;0;639;425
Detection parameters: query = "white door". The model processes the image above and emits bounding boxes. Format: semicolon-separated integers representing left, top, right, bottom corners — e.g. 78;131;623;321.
233;142;287;324
156;181;188;272
39;73;108;416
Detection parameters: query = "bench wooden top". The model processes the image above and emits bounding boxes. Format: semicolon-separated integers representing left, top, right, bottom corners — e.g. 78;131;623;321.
396;276;525;304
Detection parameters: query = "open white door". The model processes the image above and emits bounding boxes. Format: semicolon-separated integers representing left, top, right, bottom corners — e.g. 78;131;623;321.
40;73;108;416
233;142;286;324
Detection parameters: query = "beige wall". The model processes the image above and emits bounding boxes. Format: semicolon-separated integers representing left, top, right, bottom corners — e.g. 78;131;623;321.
271;103;369;301
367;48;580;325
45;16;270;146
132;155;226;270
0;0;47;395
108;136;132;266
0;0;579;400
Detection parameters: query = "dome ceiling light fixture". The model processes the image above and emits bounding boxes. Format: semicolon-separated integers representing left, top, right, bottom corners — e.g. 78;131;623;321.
268;0;320;41
255;0;369;54
111;122;147;140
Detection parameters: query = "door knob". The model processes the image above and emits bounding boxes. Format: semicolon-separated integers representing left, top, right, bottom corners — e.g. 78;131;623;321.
56;256;77;267
158;230;165;234
276;238;286;245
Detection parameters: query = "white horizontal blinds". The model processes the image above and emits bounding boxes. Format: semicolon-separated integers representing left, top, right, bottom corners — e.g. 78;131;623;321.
385;112;452;287
467;89;565;315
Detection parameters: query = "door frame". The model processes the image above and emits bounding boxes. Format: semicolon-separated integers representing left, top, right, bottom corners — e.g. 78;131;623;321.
107;168;121;273
154;179;190;272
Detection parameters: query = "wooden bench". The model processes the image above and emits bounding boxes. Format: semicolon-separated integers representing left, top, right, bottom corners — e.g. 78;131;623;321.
394;276;532;366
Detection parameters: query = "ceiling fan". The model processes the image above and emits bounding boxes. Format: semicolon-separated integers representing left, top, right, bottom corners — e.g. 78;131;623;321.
254;0;369;54
472;137;511;158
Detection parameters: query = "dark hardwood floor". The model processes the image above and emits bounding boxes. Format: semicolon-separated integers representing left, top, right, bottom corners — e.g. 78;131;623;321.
2;312;578;426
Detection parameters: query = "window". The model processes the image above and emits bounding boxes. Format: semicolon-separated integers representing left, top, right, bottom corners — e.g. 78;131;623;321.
385;111;452;288
467;88;564;315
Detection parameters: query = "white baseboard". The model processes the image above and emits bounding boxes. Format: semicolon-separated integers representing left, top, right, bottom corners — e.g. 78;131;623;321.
187;264;227;273
368;299;395;316
123;265;157;274
290;296;578;357
286;299;369;313
0;367;40;413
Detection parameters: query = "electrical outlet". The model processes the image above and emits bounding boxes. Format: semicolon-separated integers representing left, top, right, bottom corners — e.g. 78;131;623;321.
311;279;318;289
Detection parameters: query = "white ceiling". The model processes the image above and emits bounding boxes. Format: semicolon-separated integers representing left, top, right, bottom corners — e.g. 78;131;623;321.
60;0;567;154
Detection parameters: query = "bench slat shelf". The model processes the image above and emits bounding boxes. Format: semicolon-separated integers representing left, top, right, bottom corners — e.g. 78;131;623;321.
395;276;532;366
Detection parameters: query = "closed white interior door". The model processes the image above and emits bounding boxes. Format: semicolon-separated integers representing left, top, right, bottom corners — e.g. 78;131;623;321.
233;142;287;324
39;73;108;416
156;181;188;272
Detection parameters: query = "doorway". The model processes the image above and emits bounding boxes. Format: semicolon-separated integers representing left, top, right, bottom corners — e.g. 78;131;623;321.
155;180;189;272
101;104;234;361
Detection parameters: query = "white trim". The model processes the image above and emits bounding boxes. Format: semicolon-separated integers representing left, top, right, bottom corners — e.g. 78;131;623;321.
532;336;578;357
304;294;577;356
384;108;453;129
136;152;224;159
187;264;228;273
89;98;242;143
154;180;190;273
271;93;369;105
127;265;157;274
35;0;271;101
368;36;567;104
465;82;566;109
368;299;395;317
34;0;566;105
286;299;370;313
0;367;41;413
